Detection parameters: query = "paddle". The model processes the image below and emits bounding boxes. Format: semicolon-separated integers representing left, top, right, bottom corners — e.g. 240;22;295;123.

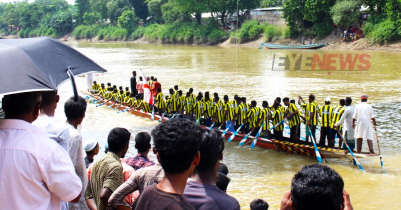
336;130;365;172
117;108;131;114
374;126;385;173
196;117;201;124
239;127;257;146
151;106;155;121
208;123;215;130
218;121;226;130
221;122;232;137
228;124;244;142
250;122;266;149
240;130;268;148
307;124;322;163
106;102;116;109
158;112;166;122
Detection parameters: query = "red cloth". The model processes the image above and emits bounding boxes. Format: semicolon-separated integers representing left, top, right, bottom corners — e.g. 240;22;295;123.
152;81;161;96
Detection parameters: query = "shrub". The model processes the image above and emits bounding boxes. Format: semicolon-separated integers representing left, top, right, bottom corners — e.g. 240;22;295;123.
311;22;332;39
282;26;291;39
265;24;282;41
368;19;399;44
130;26;145;40
208;29;228;44
111;28;128;41
73;25;87;39
232;20;265;43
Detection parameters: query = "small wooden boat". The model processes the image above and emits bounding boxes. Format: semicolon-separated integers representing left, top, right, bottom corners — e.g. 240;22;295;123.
83;92;368;160
260;43;328;50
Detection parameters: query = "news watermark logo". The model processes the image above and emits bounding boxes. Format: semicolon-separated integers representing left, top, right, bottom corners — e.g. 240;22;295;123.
271;53;371;74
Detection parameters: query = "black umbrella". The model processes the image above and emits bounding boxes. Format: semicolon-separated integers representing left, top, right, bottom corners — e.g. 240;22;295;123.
0;37;106;96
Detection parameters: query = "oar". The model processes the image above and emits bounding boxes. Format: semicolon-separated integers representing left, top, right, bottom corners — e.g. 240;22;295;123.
374;126;385;173
285;125;306;140
196;117;201;124
151;106;155;121
239;127;257;146
114;103;122;110
250;122;266;149
208;123;215;130
218;121;226;130
307;124;322;163
96;102;106;107
337;130;364;172
228;124;244;142
158;112;166;122
107;102;116;109
221;123;232;137
117;108;131;114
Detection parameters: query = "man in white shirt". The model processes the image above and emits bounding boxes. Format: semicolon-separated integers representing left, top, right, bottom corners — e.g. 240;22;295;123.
335;97;355;150
65;96;89;210
353;94;377;154
136;76;144;99
33;91;70;151
0;91;82;210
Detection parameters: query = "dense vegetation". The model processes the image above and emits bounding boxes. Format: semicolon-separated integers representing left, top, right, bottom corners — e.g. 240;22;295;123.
283;0;401;44
2;0;401;45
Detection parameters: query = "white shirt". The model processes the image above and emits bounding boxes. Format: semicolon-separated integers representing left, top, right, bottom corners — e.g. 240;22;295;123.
67;125;89;210
353;102;376;140
335;105;355;140
0;119;82;210
33;115;70;151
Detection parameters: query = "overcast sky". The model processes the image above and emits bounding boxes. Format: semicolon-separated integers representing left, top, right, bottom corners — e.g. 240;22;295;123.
0;0;75;4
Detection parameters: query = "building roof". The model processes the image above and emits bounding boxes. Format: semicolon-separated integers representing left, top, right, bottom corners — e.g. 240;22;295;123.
253;7;283;11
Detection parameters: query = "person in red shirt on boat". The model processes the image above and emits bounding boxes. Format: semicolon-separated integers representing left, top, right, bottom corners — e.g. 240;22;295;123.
151;78;161;98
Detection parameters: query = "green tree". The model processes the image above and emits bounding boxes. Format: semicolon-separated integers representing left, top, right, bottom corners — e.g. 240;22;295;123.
130;0;149;20
18;3;44;28
386;0;401;21
147;0;165;23
89;0;109;20
75;0;91;24
117;10;139;32
331;0;362;30
260;0;283;7
107;0;132;23
2;3;20;29
83;12;100;25
174;0;208;24
303;0;335;23
282;0;304;36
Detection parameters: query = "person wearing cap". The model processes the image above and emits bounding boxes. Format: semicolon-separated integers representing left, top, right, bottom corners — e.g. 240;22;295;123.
84;140;100;168
319;97;333;147
352;94;377;154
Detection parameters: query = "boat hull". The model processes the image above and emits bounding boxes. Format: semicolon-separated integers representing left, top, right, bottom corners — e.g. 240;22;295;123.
260;43;328;50
84;92;367;160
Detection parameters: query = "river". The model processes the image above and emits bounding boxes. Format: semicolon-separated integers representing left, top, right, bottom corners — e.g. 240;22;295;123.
54;42;401;210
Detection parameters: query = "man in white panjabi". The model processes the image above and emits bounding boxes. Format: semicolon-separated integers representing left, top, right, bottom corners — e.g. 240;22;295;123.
65;96;89;210
352;94;377;154
335;97;355;150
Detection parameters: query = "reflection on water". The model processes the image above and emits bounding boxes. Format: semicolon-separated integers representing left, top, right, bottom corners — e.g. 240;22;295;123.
53;42;401;210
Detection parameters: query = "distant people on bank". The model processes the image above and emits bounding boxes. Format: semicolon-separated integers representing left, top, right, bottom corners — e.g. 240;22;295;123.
65;96;89;210
131;71;137;97
84;139;100;168
280;164;353;210
125;132;155;170
335;97;355;150
250;199;269;210
184;130;240;210
134;118;203;210
0;92;82;209
85;128;131;210
353;94;377;154
33;91;70;151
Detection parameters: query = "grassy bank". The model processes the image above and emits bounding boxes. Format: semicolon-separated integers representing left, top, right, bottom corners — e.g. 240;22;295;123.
230;20;290;44
72;21;229;44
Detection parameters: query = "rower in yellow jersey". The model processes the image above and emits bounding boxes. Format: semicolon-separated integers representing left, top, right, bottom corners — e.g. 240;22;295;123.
123;93;135;107
154;88;166;115
184;92;194;121
203;94;214;127
299;94;319;143
319;97;333;147
283;97;301;143
177;91;185;114
241;97;251;133
191;95;204;124
233;97;244;133
330;99;345;148
245;101;261;136
124;87;131;98
212;96;225;128
96;84;106;97
173;85;179;96
189;88;196;102
91;81;101;94
259;101;271;138
168;88;178;114
224;95;235;132
134;95;151;113
270;101;284;141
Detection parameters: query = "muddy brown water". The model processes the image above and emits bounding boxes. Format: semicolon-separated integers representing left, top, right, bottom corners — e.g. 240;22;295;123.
53;42;401;210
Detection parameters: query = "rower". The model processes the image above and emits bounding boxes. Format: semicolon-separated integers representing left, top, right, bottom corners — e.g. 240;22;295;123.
283;97;300;143
270;101;284;141
213;93;220;105
331;99;345;149
96;83;106;97
241;97;250;133
189;88;196;101
259;101;271;138
224;95;235;132
203;93;214;126
154;88;165;115
168;88;178;114
234;97;244;133
319;97;333;147
191;95;204;124
134;95;151;113
299;94;319;143
184;92;194;121
212;96;224;129
124;87;130;98
174;85;179;95
245;101;261;136
123;93;135;107
177;90;185;117
91;81;100;94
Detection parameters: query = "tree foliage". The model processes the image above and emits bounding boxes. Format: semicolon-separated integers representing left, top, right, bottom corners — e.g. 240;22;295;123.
331;0;363;29
106;0;133;23
260;0;283;7
130;0;149;20
118;10;139;33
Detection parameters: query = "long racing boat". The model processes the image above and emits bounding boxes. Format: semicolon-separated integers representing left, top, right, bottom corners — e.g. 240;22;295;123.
83;91;369;161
